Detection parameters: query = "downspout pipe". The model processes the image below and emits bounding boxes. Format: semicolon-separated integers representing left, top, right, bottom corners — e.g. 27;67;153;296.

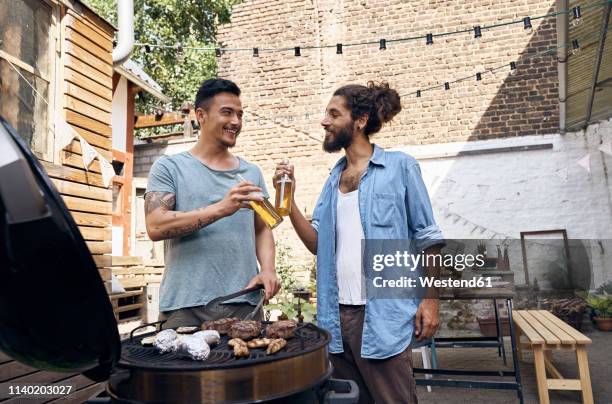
556;0;568;134
112;0;135;66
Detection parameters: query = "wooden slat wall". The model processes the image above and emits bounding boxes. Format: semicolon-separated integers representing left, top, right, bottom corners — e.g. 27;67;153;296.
42;5;115;294
0;6;116;401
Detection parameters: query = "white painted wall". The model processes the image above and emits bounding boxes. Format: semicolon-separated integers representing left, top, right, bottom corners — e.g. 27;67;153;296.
395;117;612;289
112;76;128;152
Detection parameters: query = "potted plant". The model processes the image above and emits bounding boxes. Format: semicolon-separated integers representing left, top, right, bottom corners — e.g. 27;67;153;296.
585;293;612;331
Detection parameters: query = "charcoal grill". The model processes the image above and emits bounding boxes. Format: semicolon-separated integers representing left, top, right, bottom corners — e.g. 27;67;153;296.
106;321;347;403
0;118;358;404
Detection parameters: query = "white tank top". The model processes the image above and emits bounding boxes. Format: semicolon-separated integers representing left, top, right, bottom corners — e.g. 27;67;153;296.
336;189;366;305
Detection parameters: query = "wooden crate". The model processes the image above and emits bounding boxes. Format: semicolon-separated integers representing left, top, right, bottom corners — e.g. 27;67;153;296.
110;256;164;323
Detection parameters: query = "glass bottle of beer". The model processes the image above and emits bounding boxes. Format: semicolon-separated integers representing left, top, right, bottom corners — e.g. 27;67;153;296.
236;174;283;229
274;159;293;216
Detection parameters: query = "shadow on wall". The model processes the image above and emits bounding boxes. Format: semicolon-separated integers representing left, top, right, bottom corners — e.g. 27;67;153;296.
470;3;559;140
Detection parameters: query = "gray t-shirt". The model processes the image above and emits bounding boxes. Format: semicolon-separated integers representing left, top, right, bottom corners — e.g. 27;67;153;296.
145;151;268;311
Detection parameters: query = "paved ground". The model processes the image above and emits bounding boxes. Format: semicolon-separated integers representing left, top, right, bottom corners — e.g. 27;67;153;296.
412;323;611;403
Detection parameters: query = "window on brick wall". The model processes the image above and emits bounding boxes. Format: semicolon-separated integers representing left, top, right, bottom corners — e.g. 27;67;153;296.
0;0;57;160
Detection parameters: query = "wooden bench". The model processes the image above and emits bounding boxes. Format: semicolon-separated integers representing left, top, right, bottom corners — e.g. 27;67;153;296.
513;310;593;404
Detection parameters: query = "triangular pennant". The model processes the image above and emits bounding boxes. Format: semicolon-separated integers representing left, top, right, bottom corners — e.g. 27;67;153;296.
477;184;490;196
79;135;98;169
599;142;612;156
55;113;78;150
555;167;569;182
99;157;115;188
577;154;591;173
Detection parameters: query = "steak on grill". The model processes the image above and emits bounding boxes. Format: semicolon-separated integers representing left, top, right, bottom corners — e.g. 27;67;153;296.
266;320;297;339
201;317;240;335
228;320;262;340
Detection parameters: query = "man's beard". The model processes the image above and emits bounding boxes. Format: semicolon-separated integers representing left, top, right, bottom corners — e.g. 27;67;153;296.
323;122;354;152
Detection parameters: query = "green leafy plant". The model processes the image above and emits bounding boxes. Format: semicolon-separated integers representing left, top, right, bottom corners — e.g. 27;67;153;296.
83;0;239;127
585;293;612;318
265;242;316;322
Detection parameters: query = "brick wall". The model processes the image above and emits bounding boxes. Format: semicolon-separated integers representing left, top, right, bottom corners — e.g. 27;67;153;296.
213;0;561;261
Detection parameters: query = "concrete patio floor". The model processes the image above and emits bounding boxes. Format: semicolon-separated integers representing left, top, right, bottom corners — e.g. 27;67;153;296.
413;323;612;403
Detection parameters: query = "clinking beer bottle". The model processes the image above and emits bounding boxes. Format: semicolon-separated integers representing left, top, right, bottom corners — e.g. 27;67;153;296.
274;159;293;216
236;174;283;229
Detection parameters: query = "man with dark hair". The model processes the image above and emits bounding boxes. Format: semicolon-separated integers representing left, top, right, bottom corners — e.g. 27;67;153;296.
145;78;280;328
275;82;444;403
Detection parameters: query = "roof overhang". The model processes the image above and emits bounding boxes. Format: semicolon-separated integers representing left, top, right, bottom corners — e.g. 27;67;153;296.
561;0;612;131
114;63;171;104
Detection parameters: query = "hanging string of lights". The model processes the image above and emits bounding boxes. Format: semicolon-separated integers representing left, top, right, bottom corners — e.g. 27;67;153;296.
133;2;606;56
401;27;609;98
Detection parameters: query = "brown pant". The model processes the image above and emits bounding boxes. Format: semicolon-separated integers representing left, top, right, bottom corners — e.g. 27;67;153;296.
330;305;418;404
160;303;262;329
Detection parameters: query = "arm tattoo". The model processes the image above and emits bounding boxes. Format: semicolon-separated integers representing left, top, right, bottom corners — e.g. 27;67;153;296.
146;191;219;239
145;192;176;215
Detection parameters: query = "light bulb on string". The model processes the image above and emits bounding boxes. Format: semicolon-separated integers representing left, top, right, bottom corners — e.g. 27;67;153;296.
571;39;580;56
175;42;184;63
510;61;517;76
572;6;582;27
523;17;533;34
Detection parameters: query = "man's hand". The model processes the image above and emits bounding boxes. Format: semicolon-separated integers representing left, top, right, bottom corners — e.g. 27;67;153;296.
218;180;263;216
245;271;281;302
273;161;296;192
415;299;440;341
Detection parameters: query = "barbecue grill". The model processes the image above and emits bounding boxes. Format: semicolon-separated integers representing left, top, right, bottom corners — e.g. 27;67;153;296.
0;117;358;403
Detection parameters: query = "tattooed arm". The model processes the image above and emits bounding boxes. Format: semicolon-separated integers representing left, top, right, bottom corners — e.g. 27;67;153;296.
144;180;264;241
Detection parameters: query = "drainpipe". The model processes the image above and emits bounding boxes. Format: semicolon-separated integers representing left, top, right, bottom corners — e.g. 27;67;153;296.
112;0;135;66
556;0;568;134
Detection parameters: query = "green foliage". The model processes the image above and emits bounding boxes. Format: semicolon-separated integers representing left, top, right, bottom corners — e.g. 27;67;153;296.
585;292;612;318
83;0;238;113
265;242;317;323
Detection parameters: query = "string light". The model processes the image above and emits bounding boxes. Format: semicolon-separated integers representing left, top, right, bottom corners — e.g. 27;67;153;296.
215;48;221;57
476;72;482;81
253;47;259;57
523;17;533;34
571;39;581;55
510;61;517;75
294;46;301;56
133;2;609;56
336;43;343;54
416;90;422;97
444;82;450;90
572;6;582;26
145;44;151;53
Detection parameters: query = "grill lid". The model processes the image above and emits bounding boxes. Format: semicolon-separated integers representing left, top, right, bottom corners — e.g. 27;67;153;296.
0;117;121;381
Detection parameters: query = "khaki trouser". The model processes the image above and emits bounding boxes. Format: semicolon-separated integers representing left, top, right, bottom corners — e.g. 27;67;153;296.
330;304;418;404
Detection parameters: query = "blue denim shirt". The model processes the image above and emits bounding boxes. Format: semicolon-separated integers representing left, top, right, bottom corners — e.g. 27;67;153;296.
311;145;444;359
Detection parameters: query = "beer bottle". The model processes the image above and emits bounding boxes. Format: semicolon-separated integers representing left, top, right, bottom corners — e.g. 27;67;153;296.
236;174;283;229
274;159;293;216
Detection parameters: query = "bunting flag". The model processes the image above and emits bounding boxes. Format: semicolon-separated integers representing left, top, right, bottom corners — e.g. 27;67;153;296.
79;135;98;169
100;157;115;188
54;113;115;188
477;184;490;197
599;141;612;156
577;154;591;173
555;167;569;182
55;113;78;150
